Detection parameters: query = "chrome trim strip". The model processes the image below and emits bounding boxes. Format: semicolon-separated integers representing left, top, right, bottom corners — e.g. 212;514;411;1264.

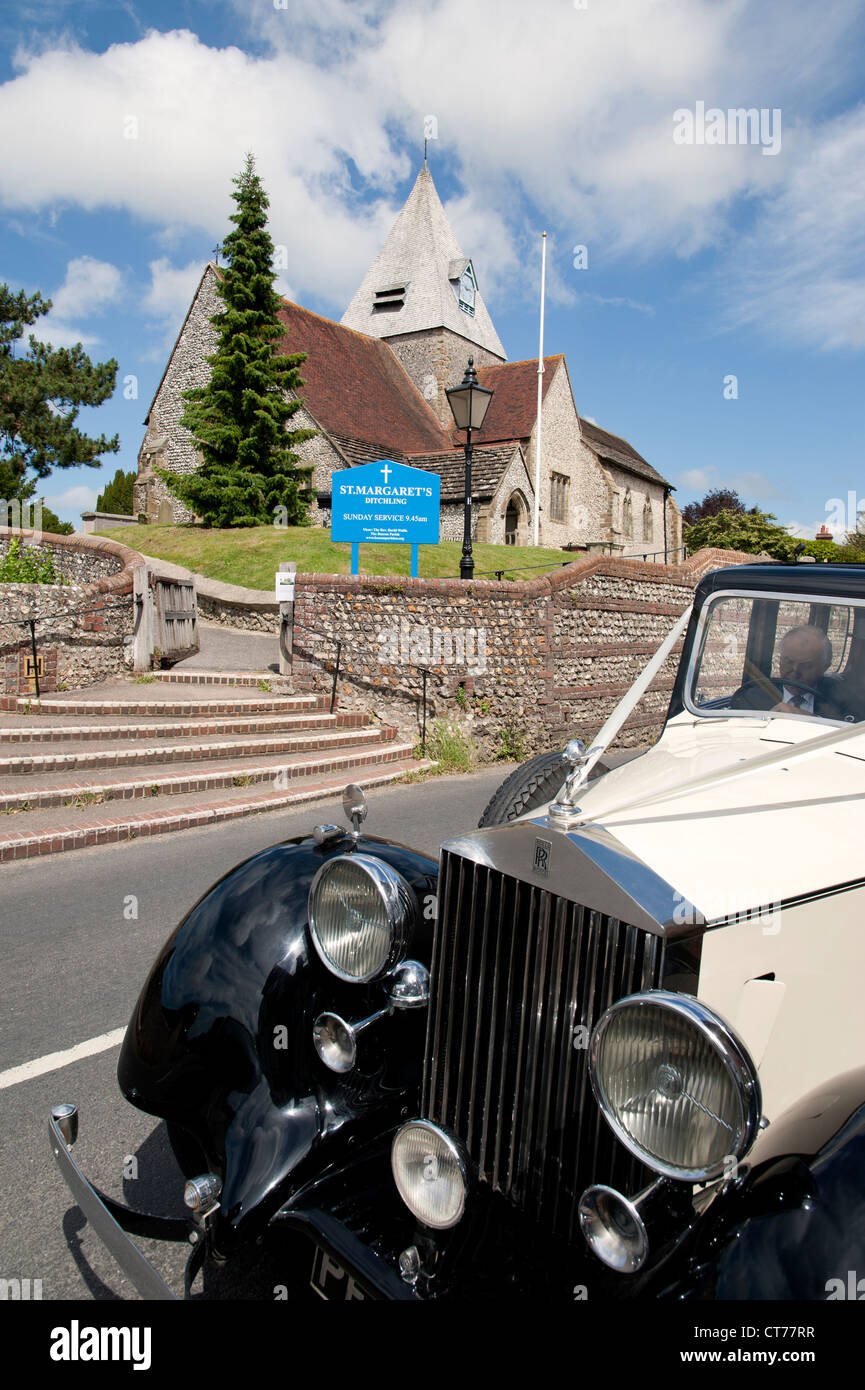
703;874;865;930
48;1112;177;1301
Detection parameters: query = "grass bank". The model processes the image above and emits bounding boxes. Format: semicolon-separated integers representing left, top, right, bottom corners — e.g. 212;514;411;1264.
95;524;578;586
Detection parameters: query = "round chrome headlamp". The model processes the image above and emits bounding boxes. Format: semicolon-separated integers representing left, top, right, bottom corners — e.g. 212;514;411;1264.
391;1121;469;1229
308;854;415;982
590;991;761;1183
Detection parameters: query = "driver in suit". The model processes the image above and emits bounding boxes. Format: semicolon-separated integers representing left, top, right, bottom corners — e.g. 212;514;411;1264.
731;625;849;719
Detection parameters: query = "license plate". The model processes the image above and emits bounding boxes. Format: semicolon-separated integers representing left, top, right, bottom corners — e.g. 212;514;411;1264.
310;1245;373;1300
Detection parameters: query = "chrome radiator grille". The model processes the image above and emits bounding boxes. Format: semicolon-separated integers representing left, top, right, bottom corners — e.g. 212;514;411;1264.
423;849;664;1239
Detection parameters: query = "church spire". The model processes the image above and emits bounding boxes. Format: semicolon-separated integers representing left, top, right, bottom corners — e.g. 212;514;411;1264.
340;164;506;362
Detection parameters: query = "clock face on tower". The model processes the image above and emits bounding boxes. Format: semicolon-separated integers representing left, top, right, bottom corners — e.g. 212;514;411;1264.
458;263;476;316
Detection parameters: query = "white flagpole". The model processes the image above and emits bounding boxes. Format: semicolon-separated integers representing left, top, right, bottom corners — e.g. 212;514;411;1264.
533;231;547;546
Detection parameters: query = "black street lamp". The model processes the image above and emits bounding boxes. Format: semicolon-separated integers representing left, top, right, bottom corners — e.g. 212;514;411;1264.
446;357;493;581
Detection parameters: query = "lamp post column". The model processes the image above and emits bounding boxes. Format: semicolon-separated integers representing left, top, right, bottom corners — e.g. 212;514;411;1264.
460;423;474;582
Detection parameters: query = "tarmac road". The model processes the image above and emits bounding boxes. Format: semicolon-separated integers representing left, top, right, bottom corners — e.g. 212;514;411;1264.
0;764;519;1302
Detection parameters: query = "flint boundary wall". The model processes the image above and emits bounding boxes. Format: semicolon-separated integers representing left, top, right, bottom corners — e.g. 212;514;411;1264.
0;529;141;699
290;548;759;754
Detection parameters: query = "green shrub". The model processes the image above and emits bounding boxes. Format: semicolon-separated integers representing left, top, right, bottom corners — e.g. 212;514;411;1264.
419;719;477;772
0;538;65;583
497;727;526;761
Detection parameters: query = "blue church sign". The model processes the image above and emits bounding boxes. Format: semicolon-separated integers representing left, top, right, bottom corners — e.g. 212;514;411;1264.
330;459;440;576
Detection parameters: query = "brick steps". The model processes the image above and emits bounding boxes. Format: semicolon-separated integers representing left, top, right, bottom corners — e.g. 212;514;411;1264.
0;728;403;804
0;710;363;745
0;675;428;858
0;756;434;861
149;670;293;688
3;692;321;717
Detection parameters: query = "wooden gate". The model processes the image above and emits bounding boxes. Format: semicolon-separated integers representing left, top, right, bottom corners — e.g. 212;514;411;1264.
133;564;199;670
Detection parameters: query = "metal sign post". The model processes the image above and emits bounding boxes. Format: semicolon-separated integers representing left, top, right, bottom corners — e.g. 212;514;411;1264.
276;561;296;676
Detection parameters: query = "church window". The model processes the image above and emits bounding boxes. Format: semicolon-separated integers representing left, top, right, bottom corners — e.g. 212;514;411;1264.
550;473;569;523
373;285;406;313
622;489;633;537
643;497;654;545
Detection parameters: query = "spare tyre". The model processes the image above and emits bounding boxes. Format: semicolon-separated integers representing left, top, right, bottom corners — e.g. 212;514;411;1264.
478;749;610;828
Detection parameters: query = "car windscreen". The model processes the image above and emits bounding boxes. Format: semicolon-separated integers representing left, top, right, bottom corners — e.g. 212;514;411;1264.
688;592;865;724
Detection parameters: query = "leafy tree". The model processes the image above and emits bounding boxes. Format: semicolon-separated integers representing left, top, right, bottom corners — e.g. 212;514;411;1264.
798;537;862;563
0;283;119;504
97;467;136;514
36;500;74;536
680;488;749;527
160;153;315;528
845;515;865;556
683;508;798;562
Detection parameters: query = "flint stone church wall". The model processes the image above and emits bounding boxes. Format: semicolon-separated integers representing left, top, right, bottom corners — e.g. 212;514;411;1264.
0;529;139;697
289;547;758;757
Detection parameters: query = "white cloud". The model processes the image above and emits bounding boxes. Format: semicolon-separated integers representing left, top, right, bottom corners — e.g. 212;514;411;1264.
140;256;207;352
716;107;865;349
580;293;654;315
50;255;124;319
678;467;716;493
729;471;783;502
0;3;862;338
40;484;100;512
35;255;125;348
677;468;784;504
785;519;851;541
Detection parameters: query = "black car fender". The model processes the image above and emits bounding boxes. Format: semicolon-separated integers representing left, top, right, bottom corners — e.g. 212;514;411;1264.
653;1068;865;1299
117;831;437;1252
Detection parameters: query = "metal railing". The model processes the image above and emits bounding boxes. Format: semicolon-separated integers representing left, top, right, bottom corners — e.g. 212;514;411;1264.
0;599;132;698
297;625;432;755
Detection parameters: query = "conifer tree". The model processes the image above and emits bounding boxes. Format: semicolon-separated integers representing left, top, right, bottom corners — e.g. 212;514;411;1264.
160;153;315;528
0;283;118;503
97;467;136;514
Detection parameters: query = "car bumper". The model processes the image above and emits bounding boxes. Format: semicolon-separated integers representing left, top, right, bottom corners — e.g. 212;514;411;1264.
49;1104;189;1301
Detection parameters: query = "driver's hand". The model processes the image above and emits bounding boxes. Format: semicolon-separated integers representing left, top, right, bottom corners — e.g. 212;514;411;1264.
771;701;803;714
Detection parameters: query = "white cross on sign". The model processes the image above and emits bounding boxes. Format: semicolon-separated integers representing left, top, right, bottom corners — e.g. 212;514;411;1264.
381;463;392;484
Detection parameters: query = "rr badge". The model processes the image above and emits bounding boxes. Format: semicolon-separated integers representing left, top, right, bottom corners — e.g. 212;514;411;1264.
533;838;551;877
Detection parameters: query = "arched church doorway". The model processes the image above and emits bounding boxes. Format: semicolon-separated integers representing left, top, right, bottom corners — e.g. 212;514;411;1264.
504;492;528;546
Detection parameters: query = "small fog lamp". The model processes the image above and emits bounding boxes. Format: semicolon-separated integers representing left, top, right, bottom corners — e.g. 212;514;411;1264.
392;1120;469;1229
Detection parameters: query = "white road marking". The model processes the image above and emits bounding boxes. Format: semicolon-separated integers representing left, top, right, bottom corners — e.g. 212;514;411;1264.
0;1027;126;1090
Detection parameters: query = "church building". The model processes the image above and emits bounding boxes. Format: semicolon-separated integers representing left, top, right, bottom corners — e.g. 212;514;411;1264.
135;164;682;559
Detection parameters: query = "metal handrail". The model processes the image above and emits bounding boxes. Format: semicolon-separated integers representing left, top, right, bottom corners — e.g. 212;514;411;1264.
296;624;433;754
0;599;133;698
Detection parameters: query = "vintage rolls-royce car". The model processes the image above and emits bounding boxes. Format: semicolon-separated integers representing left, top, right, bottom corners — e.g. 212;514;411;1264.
50;562;865;1300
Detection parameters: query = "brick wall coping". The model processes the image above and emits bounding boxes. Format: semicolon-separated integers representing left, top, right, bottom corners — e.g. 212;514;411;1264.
125;554;278;611
0;526;144;596
288;547;762;598
0;534;762;613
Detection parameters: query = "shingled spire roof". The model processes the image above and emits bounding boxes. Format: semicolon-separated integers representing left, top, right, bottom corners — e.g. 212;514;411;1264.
340;162;506;360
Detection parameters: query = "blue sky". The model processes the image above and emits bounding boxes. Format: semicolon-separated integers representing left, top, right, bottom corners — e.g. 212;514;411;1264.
1;0;863;538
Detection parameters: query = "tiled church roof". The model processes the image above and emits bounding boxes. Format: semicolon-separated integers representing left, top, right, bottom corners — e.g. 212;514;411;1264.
579;418;672;489
462;357;562;445
406;445;522;502
276;300;449;457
